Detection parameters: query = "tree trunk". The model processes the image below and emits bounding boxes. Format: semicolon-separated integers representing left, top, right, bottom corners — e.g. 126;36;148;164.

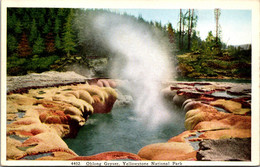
179;9;182;50
189;9;194;50
188;9;191;50
182;12;185;50
215;9;219;42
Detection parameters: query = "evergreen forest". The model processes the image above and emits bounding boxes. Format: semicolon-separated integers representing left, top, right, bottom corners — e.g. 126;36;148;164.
7;8;251;79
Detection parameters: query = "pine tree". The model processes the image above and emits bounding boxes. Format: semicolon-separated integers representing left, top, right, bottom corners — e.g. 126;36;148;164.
45;32;56;53
29;19;38;42
32;35;45;55
54;17;61;34
38;13;45;27
14;20;22;34
62;9;76;56
57;8;65;17
22;13;31;31
167;23;175;43
18;32;31;57
43;19;51;34
55;34;62;50
7;34;18;53
7;13;17;30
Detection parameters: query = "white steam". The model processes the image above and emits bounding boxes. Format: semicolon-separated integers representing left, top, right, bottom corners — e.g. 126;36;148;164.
92;13;175;129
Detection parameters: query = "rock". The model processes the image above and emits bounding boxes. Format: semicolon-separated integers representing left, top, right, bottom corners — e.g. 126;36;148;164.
7;122;52;138
198;95;216;102
137;142;195;160
168;130;197;142
193;120;232;131
197;138;251;161
182;99;194;109
19;132;77;159
9;117;41;126
193;114;251;130
96;79;110;87
6;78;119;160
170;84;194;90
184;100;251;131
47;124;70;138
36;151;76;160
185;104;219;130
114;94;133;107
173;94;189;107
89;79;117;88
7;71;88;94
178;89;203;98
183;101;204;112
210;99;250;115
99;79;117;88
52;94;93;113
232;96;251;108
6;137;25;160
7;94;37;106
195;84;225;92
70;151;142;161
161;86;177;100
65;90;94;104
198;129;251;140
227;84;251;96
7;114;18;121
92;94;117;114
114;90;133;107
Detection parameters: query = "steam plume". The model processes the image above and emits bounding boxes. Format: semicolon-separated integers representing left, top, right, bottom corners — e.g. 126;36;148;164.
92;13;175;129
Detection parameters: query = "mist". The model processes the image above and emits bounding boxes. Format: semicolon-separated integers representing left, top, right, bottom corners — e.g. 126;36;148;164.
85;12;176;129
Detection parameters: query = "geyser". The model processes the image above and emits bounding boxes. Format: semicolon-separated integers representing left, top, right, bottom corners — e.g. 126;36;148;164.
92;13;175;129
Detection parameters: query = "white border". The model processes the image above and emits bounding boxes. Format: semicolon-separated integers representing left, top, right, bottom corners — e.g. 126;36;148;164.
1;0;259;166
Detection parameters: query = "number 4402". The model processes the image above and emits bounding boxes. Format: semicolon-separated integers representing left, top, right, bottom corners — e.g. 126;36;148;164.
71;162;80;166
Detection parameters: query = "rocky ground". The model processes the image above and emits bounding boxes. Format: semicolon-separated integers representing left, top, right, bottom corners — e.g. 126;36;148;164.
5;71;251;161
138;81;251;161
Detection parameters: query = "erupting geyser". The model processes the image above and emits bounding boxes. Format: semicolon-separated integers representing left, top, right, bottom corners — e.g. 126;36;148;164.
93;13;175;129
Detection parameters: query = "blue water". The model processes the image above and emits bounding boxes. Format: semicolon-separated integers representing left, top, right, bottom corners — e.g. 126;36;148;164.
176;77;251;83
64;105;185;156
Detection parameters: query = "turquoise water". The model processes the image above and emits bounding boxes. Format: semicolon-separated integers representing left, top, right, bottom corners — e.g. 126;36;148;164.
64;105;185;156
176;77;251;83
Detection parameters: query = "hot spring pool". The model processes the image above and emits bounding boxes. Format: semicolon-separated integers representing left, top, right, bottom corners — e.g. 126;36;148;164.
64;105;185;156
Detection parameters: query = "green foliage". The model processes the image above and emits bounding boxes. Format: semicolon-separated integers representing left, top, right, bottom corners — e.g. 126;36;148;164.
29;19;38;42
22;13;31;30
26;55;60;72
7;13;17;30
62;9;76;56
14;20;22;34
7;54;27;75
7;54;27;68
32;36;45;54
54;17;61;34
7;54;60;76
43;19;51;34
6;8;251;79
55;34;62;50
7;35;18;53
176;43;251;79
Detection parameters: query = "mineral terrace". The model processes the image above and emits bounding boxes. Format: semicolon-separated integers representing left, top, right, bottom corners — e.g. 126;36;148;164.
6;71;251;161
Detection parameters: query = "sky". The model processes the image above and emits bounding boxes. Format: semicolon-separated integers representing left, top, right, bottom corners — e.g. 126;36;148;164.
114;9;251;45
